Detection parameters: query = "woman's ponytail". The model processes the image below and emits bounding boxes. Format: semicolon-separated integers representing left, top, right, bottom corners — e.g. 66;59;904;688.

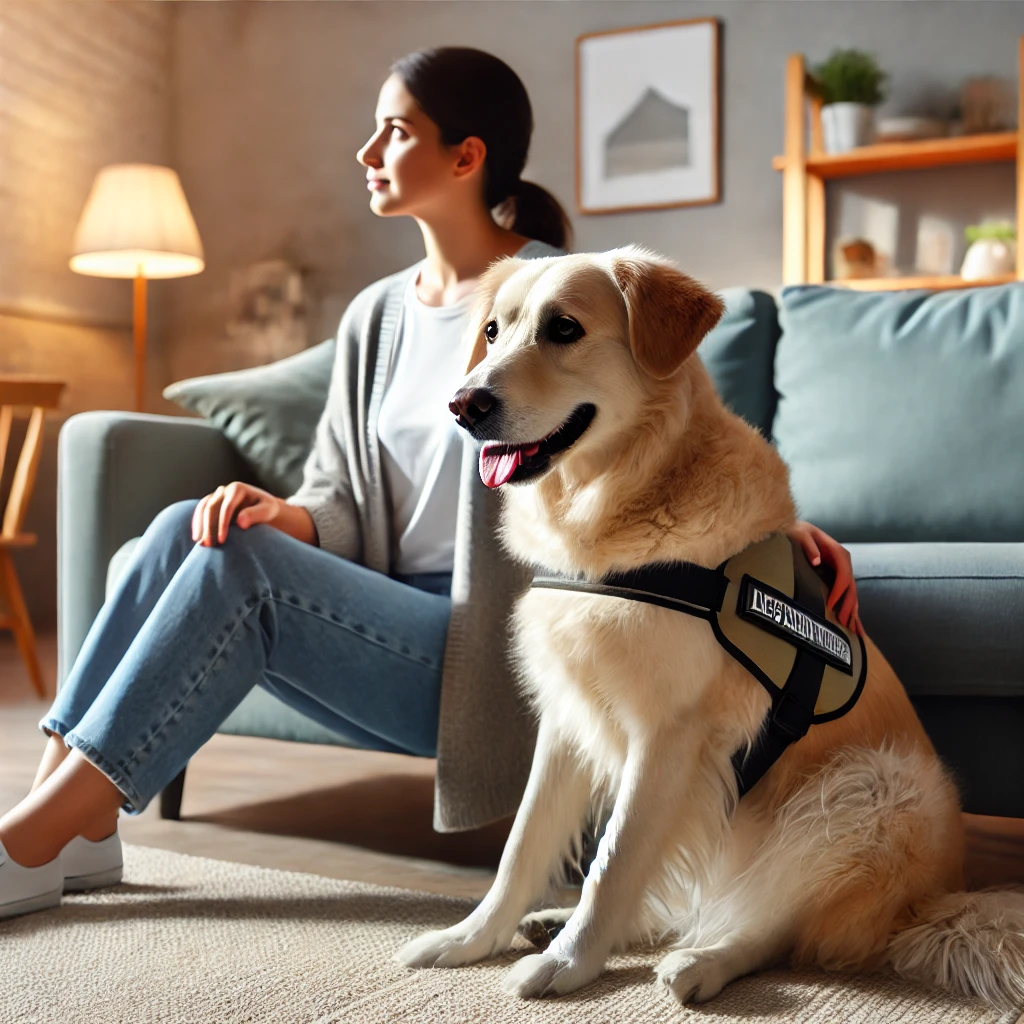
493;179;573;251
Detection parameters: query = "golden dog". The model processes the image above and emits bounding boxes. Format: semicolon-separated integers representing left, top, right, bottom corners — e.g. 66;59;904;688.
397;246;1024;1009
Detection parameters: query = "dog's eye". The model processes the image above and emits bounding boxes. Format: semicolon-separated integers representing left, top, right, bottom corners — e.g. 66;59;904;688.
547;316;584;345
484;320;499;343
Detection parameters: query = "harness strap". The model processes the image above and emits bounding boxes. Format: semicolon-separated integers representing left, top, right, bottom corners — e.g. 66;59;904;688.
532;562;729;619
532;550;830;801
731;549;827;796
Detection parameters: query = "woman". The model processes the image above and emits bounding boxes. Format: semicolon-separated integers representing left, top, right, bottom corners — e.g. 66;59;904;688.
0;48;860;919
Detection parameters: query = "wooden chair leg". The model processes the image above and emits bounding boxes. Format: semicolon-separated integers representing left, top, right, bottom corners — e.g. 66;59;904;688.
0;550;47;699
160;765;188;820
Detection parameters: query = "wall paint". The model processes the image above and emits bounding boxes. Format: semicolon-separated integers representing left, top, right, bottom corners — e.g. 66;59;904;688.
0;1;172;640
168;0;1021;381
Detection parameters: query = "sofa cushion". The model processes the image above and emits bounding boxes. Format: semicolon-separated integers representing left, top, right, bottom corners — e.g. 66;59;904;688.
850;541;1024;698
774;282;1024;542
163;339;334;498
698;288;779;437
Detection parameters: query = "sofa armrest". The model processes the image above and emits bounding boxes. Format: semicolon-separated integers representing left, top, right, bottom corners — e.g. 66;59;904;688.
57;411;255;685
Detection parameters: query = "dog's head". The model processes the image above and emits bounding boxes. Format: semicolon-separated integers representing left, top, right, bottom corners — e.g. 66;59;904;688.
450;245;724;489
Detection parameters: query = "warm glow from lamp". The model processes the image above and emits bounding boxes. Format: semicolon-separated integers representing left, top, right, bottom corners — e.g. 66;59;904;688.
70;163;204;410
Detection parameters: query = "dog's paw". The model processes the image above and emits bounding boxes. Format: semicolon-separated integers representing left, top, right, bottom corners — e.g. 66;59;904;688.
396;923;507;969
655;948;731;1004
503;952;601;998
516;907;575;950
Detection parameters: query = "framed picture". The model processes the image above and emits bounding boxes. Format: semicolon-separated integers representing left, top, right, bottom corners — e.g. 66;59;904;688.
575;18;720;215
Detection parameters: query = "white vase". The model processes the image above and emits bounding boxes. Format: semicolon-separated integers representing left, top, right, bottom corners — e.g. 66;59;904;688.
821;103;876;154
960;238;1016;280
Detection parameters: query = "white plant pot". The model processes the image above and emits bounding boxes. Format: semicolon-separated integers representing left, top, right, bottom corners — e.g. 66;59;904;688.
960;238;1016;280
821;103;876;154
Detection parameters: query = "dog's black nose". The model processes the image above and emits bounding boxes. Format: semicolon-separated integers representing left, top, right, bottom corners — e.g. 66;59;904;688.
449;387;497;428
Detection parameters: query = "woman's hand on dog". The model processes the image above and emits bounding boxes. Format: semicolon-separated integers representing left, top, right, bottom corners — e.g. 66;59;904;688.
191;482;317;547
787;521;863;636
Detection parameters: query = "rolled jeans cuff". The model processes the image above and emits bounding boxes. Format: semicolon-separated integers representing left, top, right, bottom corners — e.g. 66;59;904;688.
39;715;141;815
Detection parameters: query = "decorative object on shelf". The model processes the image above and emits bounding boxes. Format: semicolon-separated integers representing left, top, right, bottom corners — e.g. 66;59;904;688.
575;18;719;214
875;116;949;143
70;164;204;412
960;221;1017;281
811;49;888;154
833;237;886;280
960;77;1017;134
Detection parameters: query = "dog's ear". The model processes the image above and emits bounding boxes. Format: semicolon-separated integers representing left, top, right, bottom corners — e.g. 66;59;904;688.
610;247;725;380
463;257;524;374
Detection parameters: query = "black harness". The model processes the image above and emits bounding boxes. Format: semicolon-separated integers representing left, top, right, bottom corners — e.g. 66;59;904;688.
531;535;867;798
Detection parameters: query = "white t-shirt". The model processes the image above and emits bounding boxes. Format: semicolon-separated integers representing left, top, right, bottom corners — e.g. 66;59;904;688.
378;240;558;574
378;273;474;574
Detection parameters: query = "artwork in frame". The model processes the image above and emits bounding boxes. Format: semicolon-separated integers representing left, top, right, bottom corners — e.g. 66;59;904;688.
576;18;720;215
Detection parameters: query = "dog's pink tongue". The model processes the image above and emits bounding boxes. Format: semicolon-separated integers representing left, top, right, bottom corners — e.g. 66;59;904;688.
479;443;541;489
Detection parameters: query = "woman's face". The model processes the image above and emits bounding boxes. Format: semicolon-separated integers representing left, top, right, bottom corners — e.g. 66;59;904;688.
357;74;467;218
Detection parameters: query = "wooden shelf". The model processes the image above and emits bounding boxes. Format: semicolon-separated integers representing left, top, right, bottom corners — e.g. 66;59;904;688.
773;131;1018;179
779;39;1024;285
825;274;1018;292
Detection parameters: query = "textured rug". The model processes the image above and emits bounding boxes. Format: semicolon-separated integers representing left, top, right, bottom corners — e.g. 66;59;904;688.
1;844;1020;1024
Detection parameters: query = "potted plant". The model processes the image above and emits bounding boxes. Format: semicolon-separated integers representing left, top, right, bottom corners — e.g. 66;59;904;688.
960;221;1017;280
811;49;888;153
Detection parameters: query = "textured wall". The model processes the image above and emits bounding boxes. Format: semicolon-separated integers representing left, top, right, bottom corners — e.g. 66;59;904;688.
0;1;173;631
168;0;1022;382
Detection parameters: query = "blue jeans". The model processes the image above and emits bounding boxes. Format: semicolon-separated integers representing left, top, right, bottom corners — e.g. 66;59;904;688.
41;500;452;815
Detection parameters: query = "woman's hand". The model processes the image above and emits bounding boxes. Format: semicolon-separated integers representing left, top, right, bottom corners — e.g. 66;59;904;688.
192;482;281;546
786;520;863;636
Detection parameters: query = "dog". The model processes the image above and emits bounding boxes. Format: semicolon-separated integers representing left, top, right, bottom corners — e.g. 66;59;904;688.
397;245;1024;1009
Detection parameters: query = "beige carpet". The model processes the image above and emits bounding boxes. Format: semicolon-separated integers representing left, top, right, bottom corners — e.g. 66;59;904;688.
2;845;1020;1024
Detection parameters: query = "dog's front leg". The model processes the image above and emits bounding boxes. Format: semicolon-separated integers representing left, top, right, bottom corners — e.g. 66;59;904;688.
397;716;591;969
505;725;706;998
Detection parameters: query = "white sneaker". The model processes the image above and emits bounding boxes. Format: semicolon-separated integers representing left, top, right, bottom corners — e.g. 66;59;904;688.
0;838;62;920
61;831;123;893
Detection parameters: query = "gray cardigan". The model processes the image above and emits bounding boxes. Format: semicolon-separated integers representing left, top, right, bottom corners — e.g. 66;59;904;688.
287;241;562;831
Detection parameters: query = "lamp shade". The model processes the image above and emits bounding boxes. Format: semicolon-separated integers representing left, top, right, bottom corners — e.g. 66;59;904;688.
70;163;204;279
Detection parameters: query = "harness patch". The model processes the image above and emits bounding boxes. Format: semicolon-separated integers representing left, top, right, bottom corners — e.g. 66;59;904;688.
740;576;852;673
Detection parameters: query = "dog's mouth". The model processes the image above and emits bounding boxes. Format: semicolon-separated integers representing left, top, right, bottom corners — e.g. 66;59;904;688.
478;404;596;489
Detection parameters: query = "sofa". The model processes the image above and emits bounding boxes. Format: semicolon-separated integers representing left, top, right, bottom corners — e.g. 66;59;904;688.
57;280;1024;821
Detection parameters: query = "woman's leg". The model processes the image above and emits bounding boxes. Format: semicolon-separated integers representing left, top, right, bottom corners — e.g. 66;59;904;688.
1;518;452;868
42;499;199;745
19;501;201;848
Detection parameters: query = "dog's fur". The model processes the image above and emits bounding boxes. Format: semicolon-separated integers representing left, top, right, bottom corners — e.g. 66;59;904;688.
397;246;1024;1009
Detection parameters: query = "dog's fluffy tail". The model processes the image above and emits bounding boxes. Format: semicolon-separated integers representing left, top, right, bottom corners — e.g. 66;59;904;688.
886;888;1024;1011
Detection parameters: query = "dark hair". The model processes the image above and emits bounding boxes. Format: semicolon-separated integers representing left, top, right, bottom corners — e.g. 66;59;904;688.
390;47;573;251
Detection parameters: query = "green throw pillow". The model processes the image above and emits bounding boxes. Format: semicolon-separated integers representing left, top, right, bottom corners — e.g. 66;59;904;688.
163;339;334;497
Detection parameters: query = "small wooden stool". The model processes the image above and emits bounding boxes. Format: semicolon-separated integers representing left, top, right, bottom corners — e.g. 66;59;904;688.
0;377;66;699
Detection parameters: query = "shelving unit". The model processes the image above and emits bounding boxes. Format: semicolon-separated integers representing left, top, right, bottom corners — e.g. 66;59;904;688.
774;38;1024;289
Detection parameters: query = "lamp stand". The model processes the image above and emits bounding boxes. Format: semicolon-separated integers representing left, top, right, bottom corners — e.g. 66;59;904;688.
132;271;147;413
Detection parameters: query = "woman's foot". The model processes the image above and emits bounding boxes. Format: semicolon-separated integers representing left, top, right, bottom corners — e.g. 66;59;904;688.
61;830;123;892
0;839;62;920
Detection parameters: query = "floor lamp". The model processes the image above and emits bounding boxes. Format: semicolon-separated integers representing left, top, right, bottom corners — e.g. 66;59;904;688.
70;164;205;412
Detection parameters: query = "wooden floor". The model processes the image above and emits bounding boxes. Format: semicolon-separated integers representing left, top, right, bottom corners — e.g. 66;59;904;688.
2;632;1023;900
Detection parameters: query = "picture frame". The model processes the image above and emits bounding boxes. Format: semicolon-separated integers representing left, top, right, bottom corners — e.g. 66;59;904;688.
575;18;720;215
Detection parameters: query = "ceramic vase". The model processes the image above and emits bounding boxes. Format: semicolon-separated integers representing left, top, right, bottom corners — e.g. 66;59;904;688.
822;103;875;154
960;238;1017;281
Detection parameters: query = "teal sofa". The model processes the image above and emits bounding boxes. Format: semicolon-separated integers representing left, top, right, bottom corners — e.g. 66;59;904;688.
57;281;1024;821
